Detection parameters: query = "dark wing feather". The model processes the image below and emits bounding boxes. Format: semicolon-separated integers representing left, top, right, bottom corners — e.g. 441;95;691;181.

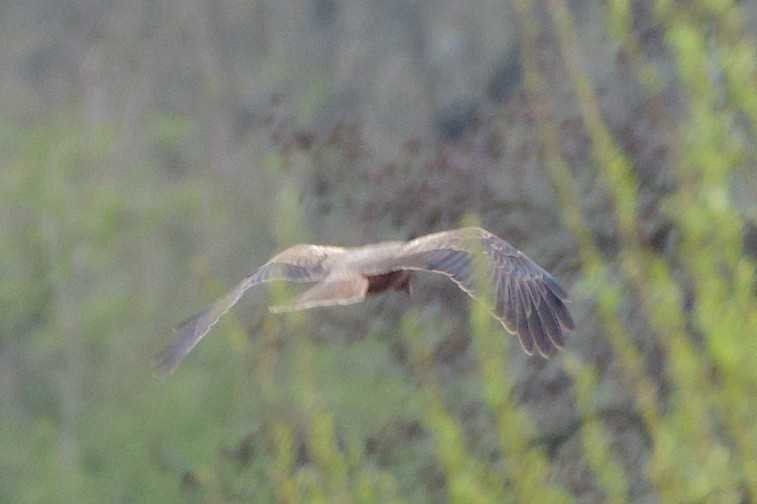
386;227;574;357
155;244;345;373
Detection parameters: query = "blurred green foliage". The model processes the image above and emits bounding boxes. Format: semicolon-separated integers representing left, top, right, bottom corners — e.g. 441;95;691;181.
1;1;757;503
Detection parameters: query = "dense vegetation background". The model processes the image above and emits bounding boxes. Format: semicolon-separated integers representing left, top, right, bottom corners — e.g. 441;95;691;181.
1;1;756;502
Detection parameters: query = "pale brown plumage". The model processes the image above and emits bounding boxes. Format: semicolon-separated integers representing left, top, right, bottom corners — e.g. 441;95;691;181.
156;227;574;373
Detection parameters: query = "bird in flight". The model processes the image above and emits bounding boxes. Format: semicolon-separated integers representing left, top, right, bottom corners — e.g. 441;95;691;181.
156;227;574;373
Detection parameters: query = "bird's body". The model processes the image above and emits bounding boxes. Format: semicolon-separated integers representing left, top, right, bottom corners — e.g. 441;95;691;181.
365;270;412;294
156;227;574;373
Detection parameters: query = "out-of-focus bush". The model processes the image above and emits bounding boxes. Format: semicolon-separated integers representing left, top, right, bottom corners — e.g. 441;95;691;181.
1;0;756;503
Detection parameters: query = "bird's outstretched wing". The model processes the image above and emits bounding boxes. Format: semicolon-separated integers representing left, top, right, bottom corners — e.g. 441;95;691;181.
377;227;574;357
155;244;345;373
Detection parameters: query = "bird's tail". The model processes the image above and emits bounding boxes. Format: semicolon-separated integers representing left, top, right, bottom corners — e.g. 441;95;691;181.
269;276;368;313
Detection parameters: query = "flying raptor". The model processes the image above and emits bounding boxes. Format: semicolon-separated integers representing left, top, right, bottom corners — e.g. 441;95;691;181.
156;227;574;373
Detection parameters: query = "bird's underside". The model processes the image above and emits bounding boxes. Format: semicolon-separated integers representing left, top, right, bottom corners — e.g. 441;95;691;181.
156;227;575;373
